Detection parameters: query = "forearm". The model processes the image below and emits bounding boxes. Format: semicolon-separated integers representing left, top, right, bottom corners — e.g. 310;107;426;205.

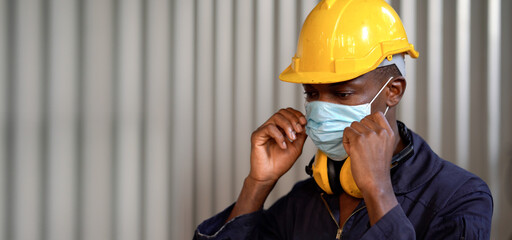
226;176;276;223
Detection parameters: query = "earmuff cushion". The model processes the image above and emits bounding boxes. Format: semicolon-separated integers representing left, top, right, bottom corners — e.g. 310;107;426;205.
327;159;343;194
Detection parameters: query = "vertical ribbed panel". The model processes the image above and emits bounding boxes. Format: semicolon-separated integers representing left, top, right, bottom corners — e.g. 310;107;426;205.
456;0;471;170
213;0;235;213
1;1;511;240
487;0;502;236
195;0;214;225
427;0;443;153
498;1;512;238
441;0;457;165
14;1;44;240
116;1;143;240
82;1;114;240
47;1;78;240
170;0;194;239
255;0;275;128
254;0;278;205
144;0;170;239
469;0;489;179
0;0;7;239
398;0;417;130
232;0;253;207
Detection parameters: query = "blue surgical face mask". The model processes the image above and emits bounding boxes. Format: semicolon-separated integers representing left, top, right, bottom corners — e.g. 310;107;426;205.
305;77;393;161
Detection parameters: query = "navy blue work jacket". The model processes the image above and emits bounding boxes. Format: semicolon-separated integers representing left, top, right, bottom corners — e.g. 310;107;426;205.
194;128;493;239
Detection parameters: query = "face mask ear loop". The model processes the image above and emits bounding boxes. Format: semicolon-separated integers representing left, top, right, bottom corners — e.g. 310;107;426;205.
369;76;394;105
367;76;394;112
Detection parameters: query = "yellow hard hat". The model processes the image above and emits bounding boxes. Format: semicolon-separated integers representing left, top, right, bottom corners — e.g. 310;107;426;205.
279;0;419;84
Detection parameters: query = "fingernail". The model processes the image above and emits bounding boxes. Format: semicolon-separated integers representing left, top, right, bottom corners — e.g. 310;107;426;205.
296;123;303;132
282;141;287;148
290;130;296;140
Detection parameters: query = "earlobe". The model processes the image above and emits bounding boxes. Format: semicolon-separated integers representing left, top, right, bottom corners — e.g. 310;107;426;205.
386;77;406;107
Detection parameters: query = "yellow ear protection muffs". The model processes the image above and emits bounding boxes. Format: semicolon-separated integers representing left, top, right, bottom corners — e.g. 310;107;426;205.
305;121;414;198
305;152;365;197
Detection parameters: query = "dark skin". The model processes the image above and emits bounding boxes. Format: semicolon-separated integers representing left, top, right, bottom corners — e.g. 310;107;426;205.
227;70;407;228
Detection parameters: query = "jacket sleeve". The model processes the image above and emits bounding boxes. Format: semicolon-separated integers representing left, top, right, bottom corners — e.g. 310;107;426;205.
193;181;309;240
360;177;493;240
360;205;416;239
193;202;285;240
193;203;263;240
422;178;493;240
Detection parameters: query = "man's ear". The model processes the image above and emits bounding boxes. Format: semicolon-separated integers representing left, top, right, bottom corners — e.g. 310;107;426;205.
386;76;406;107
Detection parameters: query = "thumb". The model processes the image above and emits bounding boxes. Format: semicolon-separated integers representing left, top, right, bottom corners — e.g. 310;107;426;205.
342;132;351;156
290;131;308;150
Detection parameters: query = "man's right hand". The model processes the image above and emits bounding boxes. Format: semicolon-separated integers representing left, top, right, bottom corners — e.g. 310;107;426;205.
227;108;307;222
249;108;308;184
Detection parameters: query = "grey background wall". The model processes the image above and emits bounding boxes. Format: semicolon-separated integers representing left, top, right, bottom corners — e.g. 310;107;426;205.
0;0;511;239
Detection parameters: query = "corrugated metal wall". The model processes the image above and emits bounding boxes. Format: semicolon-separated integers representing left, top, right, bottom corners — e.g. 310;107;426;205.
0;0;511;239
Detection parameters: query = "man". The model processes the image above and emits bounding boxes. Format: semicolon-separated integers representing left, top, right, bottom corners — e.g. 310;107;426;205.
194;0;493;239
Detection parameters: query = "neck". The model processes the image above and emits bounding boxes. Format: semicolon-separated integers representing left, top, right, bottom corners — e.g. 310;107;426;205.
387;114;405;156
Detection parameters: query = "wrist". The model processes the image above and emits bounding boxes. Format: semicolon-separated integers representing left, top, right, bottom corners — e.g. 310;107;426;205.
362;181;398;226
227;176;276;222
362;184;394;202
242;176;277;209
361;179;393;195
240;175;277;206
246;174;278;188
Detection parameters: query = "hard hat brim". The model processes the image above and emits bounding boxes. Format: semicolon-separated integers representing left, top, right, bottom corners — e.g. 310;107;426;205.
279;65;364;84
279;47;419;84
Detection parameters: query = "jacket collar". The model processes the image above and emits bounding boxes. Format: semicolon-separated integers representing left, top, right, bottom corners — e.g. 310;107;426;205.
391;122;441;195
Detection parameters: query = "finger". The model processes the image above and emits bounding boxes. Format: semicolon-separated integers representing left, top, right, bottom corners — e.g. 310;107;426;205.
349;120;372;134
263;124;288;149
360;116;384;132
252;123;288;149
285;107;307;126
270;112;299;141
342;127;361;156
342;126;361;141
278;108;305;133
366;112;393;134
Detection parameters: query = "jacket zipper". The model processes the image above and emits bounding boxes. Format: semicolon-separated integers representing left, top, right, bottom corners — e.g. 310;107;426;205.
320;193;367;240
